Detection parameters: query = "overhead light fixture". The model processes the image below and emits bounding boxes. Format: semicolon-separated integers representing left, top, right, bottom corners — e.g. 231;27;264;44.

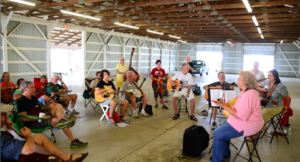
280;40;283;44
260;34;264;39
9;0;36;6
252;16;259;26
114;22;139;29
60;10;101;21
226;41;232;44
257;27;262;34
242;0;252;12
147;29;163;35
169;35;181;39
178;40;187;43
284;4;294;8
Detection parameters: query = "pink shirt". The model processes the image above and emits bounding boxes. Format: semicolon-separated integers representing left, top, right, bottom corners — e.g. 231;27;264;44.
227;89;264;137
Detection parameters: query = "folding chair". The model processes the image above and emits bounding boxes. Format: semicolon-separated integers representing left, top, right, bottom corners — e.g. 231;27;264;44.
11;101;56;143
260;97;290;144
99;102;119;121
83;78;98;109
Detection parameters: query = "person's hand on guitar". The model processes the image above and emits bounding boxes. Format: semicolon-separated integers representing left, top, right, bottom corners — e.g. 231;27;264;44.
20;127;32;138
107;86;113;91
5;120;13;127
177;83;182;89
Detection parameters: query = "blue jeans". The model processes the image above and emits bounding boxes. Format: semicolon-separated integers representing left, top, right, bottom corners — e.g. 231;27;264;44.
212;121;244;162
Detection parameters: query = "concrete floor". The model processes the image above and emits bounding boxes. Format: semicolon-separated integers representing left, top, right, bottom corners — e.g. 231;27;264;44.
45;72;300;162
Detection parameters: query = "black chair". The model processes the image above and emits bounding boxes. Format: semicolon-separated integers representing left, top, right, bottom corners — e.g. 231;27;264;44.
260;113;289;144
232;131;262;162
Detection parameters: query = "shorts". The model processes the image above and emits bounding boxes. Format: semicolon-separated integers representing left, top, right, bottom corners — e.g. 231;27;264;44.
125;96;143;103
173;89;195;102
100;97;124;107
152;85;164;98
26;118;52;129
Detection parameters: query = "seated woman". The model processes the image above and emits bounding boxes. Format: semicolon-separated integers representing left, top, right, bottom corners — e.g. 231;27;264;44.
1;72;16;90
257;69;290;123
13;78;25;100
211;71;264;162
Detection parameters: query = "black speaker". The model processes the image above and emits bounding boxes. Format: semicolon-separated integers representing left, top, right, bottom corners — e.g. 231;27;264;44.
182;125;209;157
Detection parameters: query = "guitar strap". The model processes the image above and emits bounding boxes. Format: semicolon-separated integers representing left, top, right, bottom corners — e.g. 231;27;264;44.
266;84;277;99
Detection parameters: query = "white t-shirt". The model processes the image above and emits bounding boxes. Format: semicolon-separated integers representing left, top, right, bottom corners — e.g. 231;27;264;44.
250;70;264;80
90;79;100;89
172;72;193;90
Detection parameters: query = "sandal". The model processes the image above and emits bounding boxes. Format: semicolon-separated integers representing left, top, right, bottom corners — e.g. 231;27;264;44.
66;153;89;162
172;114;180;120
190;116;198;122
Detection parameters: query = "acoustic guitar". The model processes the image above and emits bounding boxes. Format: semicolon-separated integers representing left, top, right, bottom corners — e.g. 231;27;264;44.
95;89;134;103
258;90;278;107
222;96;238;118
28;95;55;116
1;88;13;103
167;78;195;92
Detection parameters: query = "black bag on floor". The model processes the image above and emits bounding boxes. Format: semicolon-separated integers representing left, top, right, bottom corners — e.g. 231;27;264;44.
139;104;153;115
182;125;209;157
193;84;201;96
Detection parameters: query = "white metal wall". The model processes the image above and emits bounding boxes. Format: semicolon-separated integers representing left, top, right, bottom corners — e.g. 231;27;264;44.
222;43;243;74
1;20;48;83
275;43;300;77
177;43;196;69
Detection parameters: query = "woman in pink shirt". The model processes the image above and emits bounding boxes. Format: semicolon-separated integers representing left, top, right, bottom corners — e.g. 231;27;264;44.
210;71;264;162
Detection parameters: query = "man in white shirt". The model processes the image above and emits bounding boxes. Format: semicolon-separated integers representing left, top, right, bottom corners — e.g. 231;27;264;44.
169;63;197;121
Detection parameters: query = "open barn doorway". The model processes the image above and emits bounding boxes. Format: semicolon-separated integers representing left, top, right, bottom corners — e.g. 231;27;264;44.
50;28;84;82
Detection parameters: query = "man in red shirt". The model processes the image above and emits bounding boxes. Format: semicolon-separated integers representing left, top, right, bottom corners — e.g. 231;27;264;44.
34;75;47;99
150;60;168;109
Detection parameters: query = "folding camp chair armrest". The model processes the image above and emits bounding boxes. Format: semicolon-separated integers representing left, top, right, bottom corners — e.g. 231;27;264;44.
17;114;48;120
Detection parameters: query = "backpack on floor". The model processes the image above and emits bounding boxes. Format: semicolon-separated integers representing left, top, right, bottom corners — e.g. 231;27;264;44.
193;84;201;96
139;104;153;115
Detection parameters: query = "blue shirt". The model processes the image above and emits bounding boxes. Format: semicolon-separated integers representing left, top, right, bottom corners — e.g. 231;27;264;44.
1;133;26;160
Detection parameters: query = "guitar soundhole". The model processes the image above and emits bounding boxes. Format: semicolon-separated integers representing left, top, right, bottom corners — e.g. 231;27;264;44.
104;93;110;98
171;86;176;89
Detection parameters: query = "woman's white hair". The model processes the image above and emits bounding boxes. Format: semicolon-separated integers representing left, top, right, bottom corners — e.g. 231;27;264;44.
120;56;125;60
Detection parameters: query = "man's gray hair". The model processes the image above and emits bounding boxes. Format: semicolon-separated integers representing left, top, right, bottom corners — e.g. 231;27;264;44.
120;56;125;60
20;81;33;93
182;63;189;68
52;73;60;79
127;70;133;75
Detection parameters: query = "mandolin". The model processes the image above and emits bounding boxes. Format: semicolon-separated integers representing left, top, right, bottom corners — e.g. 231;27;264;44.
1;88;13;103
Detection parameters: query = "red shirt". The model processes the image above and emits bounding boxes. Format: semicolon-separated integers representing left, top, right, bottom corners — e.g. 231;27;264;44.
34;82;46;98
1;82;16;88
150;67;166;86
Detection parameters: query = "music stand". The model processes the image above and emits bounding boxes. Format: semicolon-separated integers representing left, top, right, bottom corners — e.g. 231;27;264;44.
208;88;237;124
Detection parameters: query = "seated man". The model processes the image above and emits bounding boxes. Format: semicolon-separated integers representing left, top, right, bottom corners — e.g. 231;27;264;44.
89;71;101;97
200;72;234;129
16;81;88;149
170;63;197;121
13;78;25;100
95;69;130;126
34;75;48;99
121;71;149;118
1;104;88;162
46;74;78;118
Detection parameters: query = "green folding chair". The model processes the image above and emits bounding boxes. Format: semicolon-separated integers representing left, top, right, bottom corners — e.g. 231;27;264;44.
11;101;56;143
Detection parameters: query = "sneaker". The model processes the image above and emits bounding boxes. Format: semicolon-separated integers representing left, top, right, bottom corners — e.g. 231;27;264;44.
140;111;149;117
162;105;168;109
64;111;72;119
154;104;158;108
107;118;117;126
211;121;217;130
199;109;208;116
57;119;75;129
70;139;88;149
73;110;80;115
120;117;130;123
132;111;139;118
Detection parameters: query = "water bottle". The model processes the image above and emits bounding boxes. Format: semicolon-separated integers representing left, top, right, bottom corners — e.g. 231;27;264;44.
288;126;292;136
